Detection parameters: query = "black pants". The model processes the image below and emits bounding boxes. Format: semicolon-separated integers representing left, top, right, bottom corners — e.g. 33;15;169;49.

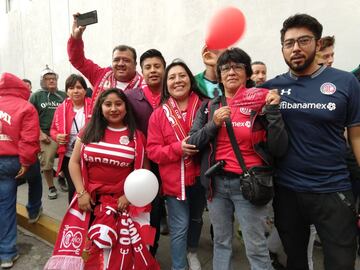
149;194;163;256
61;156;75;204
273;185;357;270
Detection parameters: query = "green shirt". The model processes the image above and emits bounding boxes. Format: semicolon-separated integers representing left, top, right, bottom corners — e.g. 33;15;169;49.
195;71;221;99
30;89;66;135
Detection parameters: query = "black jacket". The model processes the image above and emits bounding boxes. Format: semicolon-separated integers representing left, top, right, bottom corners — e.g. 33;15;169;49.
188;96;288;198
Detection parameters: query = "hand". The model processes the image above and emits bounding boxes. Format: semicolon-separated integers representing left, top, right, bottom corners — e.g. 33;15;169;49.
213;106;231;127
72;13;86;39
56;133;68;145
15;165;29;179
266;89;280;105
39;132;50;144
117;195;130;212
77;192;94;212
181;136;199;157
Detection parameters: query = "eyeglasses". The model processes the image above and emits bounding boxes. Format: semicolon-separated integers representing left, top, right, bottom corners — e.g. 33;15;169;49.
44;77;57;81
220;63;246;74
282;35;315;49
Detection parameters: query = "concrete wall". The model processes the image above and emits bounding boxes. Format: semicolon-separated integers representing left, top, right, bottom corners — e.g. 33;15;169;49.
1;0;359;91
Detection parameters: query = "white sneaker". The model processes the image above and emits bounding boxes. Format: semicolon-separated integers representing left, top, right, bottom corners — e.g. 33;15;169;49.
187;252;201;270
1;254;19;269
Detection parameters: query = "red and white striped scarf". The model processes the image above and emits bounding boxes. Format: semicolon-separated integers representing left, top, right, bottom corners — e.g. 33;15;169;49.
162;92;201;200
90;70;144;110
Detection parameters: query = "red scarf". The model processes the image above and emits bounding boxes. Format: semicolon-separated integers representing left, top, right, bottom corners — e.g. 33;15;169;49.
54;97;91;175
162;92;201;200
142;85;161;109
229;87;268;113
90;70;144;110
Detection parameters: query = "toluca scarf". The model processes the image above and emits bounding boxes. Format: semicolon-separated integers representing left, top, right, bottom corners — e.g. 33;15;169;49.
162;92;201;200
44;196;158;270
43;197;91;270
53;97;91;175
90;70;144;110
229;87;268;112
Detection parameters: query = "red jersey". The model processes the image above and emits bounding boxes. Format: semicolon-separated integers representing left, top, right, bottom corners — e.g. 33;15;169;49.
83;127;135;195
215;88;267;174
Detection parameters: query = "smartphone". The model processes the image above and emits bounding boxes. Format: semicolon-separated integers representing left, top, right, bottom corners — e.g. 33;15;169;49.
76;10;98;27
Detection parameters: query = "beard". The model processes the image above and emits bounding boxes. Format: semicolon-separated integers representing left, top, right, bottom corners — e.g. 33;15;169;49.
284;49;316;73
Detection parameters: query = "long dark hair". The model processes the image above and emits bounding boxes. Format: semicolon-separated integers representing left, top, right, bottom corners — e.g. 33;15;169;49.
161;60;205;103
81;88;136;144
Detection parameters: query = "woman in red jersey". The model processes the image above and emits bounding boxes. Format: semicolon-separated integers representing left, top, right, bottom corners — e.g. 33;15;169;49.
45;89;159;270
188;48;288;270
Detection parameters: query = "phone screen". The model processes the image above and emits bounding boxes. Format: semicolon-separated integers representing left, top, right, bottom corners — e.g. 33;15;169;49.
77;10;98;27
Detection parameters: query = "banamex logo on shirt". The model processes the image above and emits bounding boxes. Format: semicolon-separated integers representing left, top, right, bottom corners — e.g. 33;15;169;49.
320;82;336;95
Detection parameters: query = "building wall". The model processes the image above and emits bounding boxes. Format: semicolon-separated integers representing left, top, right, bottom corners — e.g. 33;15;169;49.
0;0;359;90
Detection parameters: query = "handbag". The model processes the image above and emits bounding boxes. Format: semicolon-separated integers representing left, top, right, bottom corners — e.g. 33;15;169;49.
221;96;274;206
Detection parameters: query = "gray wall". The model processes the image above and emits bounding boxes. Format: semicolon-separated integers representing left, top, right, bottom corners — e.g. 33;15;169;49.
1;0;359;90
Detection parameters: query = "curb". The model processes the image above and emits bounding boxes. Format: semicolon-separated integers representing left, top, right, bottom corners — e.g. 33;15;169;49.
16;203;59;245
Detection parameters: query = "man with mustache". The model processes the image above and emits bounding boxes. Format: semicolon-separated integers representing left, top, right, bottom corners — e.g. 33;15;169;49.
262;14;360;270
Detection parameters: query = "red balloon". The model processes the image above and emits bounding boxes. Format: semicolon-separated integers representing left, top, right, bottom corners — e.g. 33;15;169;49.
206;7;246;50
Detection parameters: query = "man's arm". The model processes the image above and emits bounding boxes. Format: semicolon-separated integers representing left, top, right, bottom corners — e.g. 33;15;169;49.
67;13;105;86
348;126;360;165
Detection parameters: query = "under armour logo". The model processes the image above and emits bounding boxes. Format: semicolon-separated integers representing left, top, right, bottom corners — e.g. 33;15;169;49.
280;89;292;95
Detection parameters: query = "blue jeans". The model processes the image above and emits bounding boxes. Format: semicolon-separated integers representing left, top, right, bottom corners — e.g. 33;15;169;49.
167;179;206;270
0;156;20;261
208;174;273;270
25;160;43;217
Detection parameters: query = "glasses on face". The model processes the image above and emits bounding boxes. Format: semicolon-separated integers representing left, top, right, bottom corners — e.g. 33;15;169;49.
282;35;315;50
44;77;57;81
220;63;246;74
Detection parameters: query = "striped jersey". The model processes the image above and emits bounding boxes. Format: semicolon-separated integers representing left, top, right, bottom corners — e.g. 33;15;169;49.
82;126;135;194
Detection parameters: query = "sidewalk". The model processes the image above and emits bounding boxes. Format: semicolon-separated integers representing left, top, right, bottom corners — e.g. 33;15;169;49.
15;179;356;269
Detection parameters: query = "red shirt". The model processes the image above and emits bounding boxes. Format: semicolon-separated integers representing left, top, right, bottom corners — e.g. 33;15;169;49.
83;127;135;195
215;95;264;174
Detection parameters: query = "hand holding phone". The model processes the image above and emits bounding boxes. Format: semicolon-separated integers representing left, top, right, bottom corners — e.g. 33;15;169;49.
76;10;98;27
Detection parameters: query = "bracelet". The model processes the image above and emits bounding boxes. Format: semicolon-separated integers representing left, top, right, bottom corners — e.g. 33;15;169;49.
76;189;87;199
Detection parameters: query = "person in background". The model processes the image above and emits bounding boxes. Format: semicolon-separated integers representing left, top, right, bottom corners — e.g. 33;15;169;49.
30;66;67;200
50;74;91;203
317;35;335;67
68;13;143;109
22;79;32;92
195;45;224;98
262;14;360;270
348;65;360;257
0;73;40;269
251;61;267;86
147;60;206;270
126;48;169;255
188;48;287;270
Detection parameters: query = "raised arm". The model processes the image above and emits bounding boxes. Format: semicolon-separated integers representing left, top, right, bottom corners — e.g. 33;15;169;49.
67;13;105;86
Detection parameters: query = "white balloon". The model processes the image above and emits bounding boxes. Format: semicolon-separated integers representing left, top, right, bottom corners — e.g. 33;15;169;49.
124;169;159;207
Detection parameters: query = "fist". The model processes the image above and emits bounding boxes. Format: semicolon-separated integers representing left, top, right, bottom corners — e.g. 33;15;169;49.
266;89;280;105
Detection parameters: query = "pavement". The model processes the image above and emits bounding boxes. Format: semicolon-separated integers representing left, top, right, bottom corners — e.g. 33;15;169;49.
14;177;360;269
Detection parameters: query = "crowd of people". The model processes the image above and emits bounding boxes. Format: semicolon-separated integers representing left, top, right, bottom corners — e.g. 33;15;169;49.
1;12;360;270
